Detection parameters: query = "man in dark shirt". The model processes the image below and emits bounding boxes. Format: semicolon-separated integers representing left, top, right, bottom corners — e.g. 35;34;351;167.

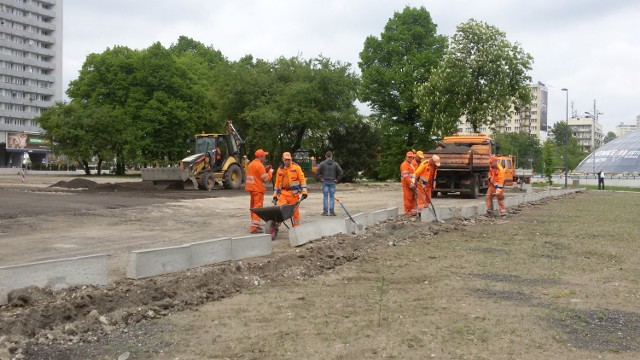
315;151;343;216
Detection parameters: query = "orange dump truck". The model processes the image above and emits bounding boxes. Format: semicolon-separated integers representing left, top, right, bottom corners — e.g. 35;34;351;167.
425;134;514;199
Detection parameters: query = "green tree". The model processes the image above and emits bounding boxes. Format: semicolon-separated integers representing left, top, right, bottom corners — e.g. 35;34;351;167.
241;56;360;159
492;132;541;170
326;116;382;182
418;19;533;133
542;139;556;185
358;6;447;178
603;131;617;144
549;121;587;170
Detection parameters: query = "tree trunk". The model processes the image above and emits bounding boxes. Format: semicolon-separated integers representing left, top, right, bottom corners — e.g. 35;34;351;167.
81;159;90;175
292;125;306;152
97;157;103;176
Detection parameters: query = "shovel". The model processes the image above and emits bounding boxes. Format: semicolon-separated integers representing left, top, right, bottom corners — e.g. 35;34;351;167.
335;197;364;232
416;184;444;223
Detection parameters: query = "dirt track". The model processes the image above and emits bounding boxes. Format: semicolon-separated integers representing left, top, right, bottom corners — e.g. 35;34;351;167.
0;175;480;280
2;175;639;359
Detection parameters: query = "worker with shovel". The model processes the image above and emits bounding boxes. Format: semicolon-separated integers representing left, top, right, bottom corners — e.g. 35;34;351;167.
273;152;308;227
400;151;418;215
413;154;440;212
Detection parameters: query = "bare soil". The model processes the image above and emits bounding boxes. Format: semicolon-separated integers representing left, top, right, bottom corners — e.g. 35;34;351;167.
1;175;638;359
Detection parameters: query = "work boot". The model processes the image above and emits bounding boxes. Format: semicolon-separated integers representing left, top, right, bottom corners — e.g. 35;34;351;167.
500;213;507;220
330;212;336;216
250;227;263;234
321;212;328;216
484;210;493;218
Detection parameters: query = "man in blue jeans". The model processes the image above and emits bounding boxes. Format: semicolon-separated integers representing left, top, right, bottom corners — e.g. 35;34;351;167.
315;151;344;216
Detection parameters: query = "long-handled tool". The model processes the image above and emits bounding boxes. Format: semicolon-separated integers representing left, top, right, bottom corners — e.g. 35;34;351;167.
416;184;444;223
335;197;364;232
335;197;357;224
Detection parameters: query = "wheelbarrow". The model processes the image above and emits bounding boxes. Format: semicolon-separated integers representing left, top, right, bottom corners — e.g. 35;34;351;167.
250;198;304;240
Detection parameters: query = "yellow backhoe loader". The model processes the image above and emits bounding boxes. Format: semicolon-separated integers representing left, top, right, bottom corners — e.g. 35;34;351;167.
141;121;246;190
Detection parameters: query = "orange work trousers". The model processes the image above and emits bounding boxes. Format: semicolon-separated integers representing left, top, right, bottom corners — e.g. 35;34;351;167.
486;184;506;215
403;185;417;215
277;190;301;226
249;191;265;232
416;184;433;212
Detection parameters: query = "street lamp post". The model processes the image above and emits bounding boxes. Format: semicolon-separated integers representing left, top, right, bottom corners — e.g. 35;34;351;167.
561;88;569;188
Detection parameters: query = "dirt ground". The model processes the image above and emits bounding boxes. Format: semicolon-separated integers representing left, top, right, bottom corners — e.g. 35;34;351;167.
1;175;639;359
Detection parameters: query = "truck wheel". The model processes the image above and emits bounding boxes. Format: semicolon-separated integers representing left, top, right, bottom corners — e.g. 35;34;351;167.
198;171;215;191
223;164;243;189
468;175;480;199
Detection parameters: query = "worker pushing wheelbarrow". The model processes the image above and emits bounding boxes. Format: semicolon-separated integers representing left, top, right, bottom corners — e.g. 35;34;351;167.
252;151;309;240
250;198;305;240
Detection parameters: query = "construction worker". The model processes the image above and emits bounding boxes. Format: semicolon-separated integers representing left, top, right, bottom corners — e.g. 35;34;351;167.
414;154;440;211
245;149;274;233
273;152;308;226
486;156;507;218
400;151;417;215
413;150;424;169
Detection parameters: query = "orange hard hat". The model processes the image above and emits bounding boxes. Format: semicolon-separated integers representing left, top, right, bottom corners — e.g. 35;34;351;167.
405;151;414;157
431;155;441;166
254;149;269;157
282;152;292;160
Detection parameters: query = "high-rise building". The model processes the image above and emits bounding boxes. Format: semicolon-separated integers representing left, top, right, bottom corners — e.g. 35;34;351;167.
0;0;62;168
456;82;548;138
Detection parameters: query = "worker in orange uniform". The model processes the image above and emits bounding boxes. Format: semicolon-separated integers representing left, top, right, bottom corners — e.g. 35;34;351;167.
245;149;274;233
486;156;506;218
413;150;424;169
400;151;417;215
414;154;440;212
273;152;308;227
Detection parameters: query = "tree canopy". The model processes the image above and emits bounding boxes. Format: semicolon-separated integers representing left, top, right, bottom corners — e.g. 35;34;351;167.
358;6;447;178
417;19;533;134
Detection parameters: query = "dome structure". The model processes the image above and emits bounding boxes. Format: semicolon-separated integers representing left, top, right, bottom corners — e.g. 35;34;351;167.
575;130;640;174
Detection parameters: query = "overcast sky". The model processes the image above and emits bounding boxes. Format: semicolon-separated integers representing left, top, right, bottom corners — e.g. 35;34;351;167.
63;0;640;133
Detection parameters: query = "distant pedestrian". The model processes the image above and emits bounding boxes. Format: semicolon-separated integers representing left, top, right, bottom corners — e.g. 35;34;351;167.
598;170;605;190
315;151;343;216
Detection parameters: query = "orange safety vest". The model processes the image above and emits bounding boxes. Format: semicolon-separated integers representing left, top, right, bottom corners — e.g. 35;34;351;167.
489;164;505;188
274;162;307;195
414;161;437;187
245;158;272;193
400;160;416;187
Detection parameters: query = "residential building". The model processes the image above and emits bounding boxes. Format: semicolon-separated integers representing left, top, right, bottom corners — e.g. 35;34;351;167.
616;122;638;137
0;0;62;168
568;116;603;152
456;82;548;138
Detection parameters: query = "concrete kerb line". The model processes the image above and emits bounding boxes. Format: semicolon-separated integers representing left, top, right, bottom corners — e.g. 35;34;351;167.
3;188;586;298
0;254;108;305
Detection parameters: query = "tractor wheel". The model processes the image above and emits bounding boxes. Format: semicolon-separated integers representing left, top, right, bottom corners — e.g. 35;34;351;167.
264;220;279;240
198;171;215;191
223;164;243;189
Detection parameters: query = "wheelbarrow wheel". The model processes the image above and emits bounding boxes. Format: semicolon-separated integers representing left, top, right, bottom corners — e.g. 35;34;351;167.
264;220;279;240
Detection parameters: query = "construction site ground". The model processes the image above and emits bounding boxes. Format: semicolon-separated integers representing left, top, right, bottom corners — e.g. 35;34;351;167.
0;174;639;359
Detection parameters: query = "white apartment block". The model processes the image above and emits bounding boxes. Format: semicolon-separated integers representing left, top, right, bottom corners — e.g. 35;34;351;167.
568;116;603;152
616;122;638;137
0;0;62;168
456;82;548;138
